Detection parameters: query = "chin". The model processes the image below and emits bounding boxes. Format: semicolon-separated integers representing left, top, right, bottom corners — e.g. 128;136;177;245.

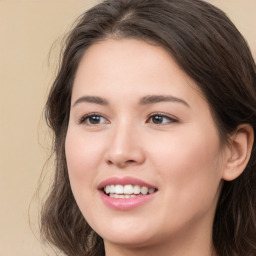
102;233;155;249
94;221;156;247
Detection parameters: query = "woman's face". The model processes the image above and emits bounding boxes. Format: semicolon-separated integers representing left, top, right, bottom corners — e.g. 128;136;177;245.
65;39;227;250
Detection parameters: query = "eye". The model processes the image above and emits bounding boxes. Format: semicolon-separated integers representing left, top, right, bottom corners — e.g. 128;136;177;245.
147;113;177;125
79;113;109;125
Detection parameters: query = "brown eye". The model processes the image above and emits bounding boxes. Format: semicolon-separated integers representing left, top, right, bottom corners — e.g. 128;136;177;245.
87;115;102;124
80;114;109;125
148;114;177;125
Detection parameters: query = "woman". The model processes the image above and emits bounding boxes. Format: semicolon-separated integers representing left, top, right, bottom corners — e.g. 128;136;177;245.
41;0;256;255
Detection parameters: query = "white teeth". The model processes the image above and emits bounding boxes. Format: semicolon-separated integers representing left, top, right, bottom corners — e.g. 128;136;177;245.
110;194;139;199
115;185;124;194
141;186;148;195
133;185;141;194
123;185;133;194
148;188;155;194
105;186;110;194
104;184;156;197
110;185;115;193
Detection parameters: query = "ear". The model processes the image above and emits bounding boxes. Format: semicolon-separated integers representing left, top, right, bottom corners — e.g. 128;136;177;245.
222;124;254;181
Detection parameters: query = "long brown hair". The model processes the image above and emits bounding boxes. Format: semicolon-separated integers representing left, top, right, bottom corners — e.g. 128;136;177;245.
41;0;256;255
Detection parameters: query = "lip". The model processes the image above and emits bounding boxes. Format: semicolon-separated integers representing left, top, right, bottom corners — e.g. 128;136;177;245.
99;191;156;210
98;176;157;210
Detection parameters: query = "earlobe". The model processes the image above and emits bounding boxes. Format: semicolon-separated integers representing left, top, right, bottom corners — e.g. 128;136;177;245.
222;124;254;181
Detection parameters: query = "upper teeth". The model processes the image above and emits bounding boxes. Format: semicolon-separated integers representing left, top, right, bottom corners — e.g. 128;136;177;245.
104;185;156;195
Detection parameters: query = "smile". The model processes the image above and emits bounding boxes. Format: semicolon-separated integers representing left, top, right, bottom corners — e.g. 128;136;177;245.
104;184;157;198
98;177;158;210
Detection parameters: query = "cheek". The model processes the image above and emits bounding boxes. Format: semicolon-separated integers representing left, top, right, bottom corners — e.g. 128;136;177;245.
149;125;223;211
65;127;108;224
65;128;104;205
65;128;103;177
151;125;222;171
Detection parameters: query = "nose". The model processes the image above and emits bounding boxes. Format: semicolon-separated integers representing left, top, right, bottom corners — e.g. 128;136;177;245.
104;124;145;169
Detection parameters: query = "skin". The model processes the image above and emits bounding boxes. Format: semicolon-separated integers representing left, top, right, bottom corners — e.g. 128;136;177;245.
65;39;252;256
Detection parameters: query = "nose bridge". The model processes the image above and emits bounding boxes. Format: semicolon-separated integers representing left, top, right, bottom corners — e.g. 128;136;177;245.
105;119;145;167
113;119;133;147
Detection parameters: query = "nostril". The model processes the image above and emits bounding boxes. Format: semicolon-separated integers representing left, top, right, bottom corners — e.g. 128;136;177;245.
107;160;113;165
126;160;135;164
106;159;136;166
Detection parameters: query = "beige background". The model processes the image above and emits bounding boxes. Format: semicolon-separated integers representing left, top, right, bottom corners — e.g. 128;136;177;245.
0;1;255;256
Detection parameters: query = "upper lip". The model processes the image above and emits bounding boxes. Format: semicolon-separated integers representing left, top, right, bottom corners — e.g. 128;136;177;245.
97;176;157;190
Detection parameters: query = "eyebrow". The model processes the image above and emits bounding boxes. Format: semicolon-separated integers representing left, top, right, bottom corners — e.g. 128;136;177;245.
140;95;190;107
72;95;190;108
73;96;108;107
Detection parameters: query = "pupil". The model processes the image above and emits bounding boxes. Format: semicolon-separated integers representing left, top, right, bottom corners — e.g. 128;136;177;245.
89;116;100;124
153;115;162;124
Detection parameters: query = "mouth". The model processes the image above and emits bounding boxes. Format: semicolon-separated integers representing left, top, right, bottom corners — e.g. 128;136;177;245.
103;184;157;198
98;176;158;207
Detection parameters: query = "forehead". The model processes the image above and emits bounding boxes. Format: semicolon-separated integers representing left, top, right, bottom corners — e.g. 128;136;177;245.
72;38;205;105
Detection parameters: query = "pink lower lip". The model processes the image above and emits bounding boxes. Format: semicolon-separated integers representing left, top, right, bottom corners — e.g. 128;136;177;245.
99;190;156;210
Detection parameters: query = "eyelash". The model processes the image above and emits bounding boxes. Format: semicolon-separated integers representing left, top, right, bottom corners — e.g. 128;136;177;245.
79;113;109;125
78;113;178;126
147;113;178;125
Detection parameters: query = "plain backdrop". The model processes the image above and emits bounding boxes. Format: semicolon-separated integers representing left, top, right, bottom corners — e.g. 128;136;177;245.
0;1;255;255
